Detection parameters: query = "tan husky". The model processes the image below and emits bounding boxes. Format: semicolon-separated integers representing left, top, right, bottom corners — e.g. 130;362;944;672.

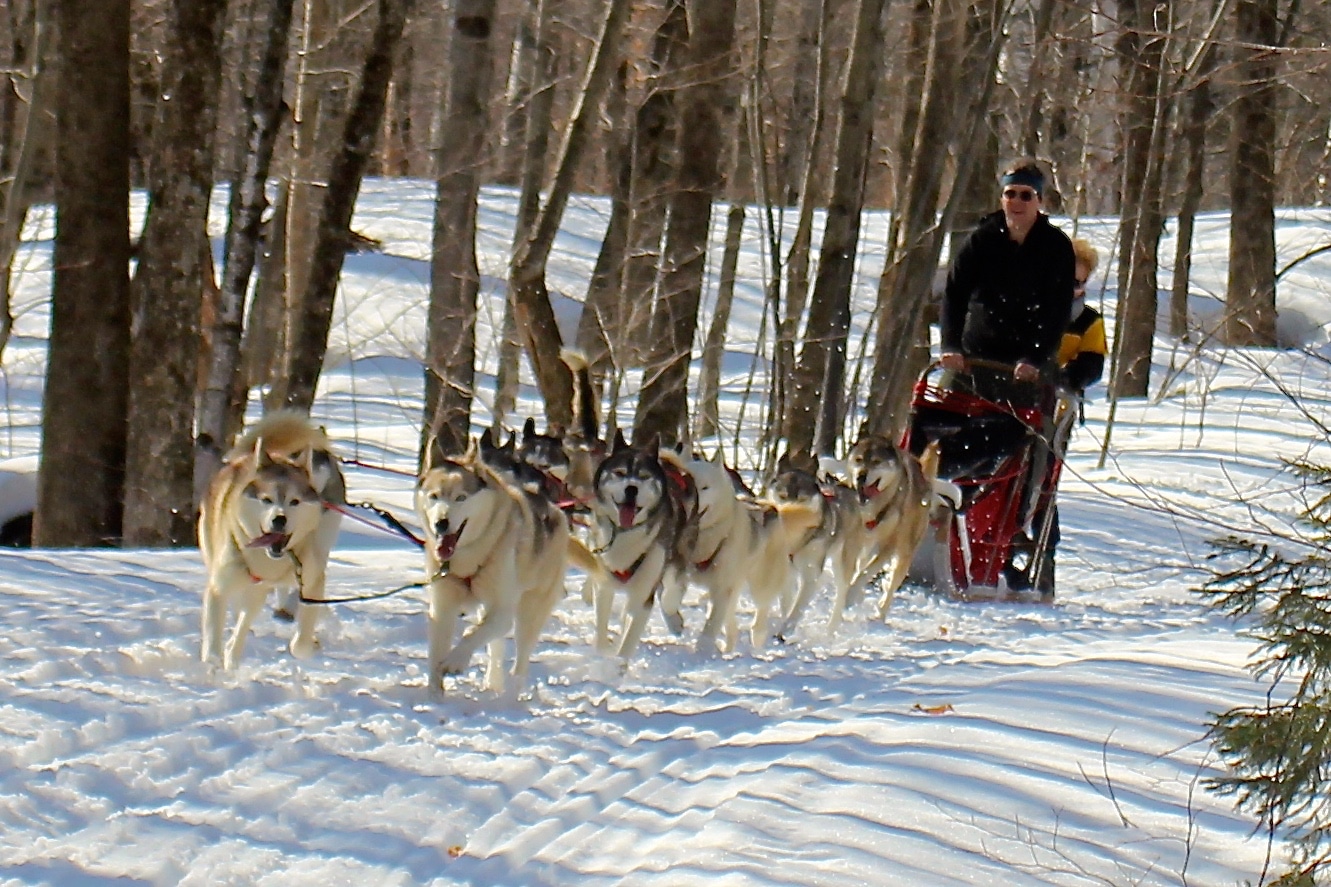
416;443;599;694
846;436;942;618
198;411;344;670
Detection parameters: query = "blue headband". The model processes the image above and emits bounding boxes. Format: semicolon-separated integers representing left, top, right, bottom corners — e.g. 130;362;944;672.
1001;169;1044;196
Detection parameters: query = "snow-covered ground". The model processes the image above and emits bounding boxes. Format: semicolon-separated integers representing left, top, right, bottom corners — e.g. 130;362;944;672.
2;182;1329;885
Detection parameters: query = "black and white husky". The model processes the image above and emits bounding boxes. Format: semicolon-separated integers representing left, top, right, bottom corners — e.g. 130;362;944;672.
582;430;698;659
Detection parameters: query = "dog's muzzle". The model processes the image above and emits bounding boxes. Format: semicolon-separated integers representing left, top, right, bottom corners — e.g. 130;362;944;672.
616;491;639;529
434;518;465;563
247;531;292;558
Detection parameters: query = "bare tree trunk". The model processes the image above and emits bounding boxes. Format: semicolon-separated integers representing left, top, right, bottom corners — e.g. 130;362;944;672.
785;0;890;460
280;0;413;412
864;0;1008;439
496;1;538;186
865;0;965;439
1169;49;1214;341
123;0;227;547
497;0;559;424
265;0;361;409
421;0;498;461
0;0;53;361
634;0;739;447
1109;0;1170;399
575;59;630;376
617;2;685;371
197;0;296;480
1224;0;1279;346
697;200;745;440
37;0;132;547
776;0;838;444
508;0;631;429
1018;0;1056;155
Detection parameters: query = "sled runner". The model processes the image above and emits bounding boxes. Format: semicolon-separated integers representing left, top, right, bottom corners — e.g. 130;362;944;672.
904;359;1076;601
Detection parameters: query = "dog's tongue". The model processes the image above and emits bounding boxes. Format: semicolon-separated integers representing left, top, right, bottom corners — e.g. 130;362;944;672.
862;481;880;499
618;503;638;529
250;527;292;548
436;530;460;562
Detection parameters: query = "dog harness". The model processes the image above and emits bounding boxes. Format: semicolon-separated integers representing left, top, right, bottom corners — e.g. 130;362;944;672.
611;549;650;583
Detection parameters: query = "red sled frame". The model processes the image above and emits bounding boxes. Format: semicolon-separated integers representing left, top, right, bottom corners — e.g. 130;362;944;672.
903;359;1069;601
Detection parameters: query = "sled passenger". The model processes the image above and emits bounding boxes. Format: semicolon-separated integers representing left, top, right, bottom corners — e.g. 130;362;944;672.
1057;237;1108;396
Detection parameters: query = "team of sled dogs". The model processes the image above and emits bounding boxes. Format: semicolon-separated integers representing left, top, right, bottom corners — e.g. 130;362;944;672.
198;351;943;692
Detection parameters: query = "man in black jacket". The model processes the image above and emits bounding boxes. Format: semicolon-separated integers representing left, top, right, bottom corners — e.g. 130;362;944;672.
939;159;1076;403
934;159;1076;598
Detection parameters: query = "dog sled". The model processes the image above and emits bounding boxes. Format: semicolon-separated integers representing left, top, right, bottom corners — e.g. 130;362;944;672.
904;359;1077;602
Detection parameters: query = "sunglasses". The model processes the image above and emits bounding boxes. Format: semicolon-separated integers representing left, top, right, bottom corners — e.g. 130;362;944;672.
1002;188;1038;202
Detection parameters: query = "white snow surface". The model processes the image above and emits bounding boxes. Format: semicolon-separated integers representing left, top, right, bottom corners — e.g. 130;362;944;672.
3;182;1331;885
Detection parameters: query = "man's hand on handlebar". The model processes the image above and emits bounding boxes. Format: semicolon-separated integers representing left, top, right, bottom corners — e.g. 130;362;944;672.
1013;361;1039;383
940;352;967;372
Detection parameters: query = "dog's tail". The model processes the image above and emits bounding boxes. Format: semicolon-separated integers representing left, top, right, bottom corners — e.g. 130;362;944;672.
561;348;599;445
916;440;942;503
566;535;606;581
768;498;824;553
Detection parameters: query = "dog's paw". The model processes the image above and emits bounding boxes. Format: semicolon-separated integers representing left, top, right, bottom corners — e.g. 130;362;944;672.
440;650;473;676
289;634;319;659
662;610;685;636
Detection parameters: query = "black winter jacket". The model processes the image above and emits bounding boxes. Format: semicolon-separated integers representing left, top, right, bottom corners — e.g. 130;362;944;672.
940;210;1075;368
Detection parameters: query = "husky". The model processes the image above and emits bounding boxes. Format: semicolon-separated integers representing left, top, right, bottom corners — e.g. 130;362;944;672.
846;435;942;617
415;441;599;694
582;429;697;659
661;449;824;652
198;410;344;670
767;453;868;637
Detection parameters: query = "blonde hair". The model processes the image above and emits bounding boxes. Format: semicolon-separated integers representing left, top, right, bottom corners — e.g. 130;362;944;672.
1072;238;1099;274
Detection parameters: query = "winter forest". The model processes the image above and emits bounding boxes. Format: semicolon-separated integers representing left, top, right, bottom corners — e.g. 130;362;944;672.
4;1;1331;882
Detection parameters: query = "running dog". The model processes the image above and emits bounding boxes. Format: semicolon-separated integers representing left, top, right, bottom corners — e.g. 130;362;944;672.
846;435;942;617
582;430;697;659
767;453;867;637
198;410;344;670
661;449;823;652
416;441;599;694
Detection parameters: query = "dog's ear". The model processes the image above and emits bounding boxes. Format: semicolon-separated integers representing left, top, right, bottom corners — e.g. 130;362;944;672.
612;428;628;452
523;417;536;441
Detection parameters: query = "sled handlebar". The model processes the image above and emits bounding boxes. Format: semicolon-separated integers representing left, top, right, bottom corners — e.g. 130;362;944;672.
927;357;1042;378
